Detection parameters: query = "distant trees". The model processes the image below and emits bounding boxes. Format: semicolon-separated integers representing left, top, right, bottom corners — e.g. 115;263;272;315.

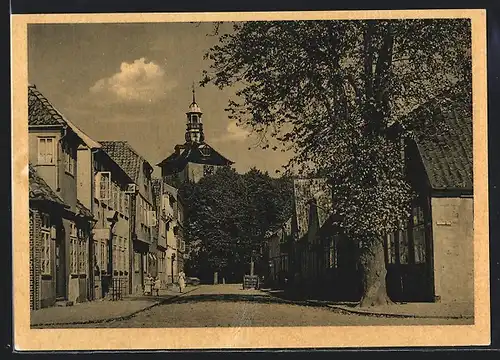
202;19;472;305
180;167;293;282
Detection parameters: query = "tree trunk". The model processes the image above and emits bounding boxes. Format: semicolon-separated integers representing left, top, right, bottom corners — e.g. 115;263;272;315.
359;237;393;307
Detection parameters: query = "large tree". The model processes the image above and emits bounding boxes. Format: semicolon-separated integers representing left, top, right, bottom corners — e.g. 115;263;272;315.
202;19;472;306
180;167;293;282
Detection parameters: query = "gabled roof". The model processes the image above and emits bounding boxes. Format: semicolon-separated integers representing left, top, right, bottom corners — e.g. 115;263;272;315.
163;183;178;198
99;141;153;183
29;164;66;206
28;85;101;149
157;142;233;171
76;200;93;218
293;178;332;240
412;98;473;191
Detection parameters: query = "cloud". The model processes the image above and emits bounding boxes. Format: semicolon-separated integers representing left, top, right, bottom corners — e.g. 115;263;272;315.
89;57;177;103
225;120;251;141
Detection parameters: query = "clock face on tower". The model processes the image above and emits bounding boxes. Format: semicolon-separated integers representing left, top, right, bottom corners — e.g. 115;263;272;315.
204;165;214;176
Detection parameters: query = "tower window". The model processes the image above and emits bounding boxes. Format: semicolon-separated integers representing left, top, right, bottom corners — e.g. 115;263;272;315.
191;114;199;124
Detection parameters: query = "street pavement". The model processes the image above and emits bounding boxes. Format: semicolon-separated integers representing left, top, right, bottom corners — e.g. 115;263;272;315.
52;284;473;328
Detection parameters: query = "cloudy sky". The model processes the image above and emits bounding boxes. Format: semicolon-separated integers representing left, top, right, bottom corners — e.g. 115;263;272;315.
28;22;292;177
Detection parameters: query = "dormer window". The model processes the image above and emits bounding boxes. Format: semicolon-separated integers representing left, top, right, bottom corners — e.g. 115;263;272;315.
200;146;211;157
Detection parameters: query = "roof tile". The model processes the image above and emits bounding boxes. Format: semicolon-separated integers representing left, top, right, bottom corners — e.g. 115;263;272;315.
414;101;473;191
99;141;152;183
29;164;66;205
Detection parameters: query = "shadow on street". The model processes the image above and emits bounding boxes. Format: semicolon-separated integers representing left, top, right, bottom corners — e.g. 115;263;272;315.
170;293;297;306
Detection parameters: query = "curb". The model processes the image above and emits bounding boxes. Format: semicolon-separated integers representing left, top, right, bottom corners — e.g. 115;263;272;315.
261;290;473;320
31;286;199;328
321;303;474;320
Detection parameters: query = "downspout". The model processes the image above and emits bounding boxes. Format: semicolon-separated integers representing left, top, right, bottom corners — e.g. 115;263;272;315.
56;126;69;191
89;148;99;300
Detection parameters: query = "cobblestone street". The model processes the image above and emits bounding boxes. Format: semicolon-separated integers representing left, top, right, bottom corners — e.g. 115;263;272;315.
50;284;472;328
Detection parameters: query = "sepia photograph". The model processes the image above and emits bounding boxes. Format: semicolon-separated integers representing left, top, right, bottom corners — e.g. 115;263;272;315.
11;9;489;350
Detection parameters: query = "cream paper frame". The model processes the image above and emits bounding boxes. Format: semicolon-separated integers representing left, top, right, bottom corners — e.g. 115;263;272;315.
11;9;489;350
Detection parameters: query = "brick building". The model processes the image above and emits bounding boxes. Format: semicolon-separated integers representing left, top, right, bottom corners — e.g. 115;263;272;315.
28;85;95;308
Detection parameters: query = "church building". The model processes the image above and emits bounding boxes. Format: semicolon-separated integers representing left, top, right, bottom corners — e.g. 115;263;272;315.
157;87;234;184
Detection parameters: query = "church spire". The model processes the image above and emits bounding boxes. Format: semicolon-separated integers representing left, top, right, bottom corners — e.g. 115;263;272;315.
185;83;204;144
192;81;196;104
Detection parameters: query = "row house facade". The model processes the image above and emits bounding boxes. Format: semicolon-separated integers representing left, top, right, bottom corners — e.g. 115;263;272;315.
28;84;95;309
99;141;158;295
76;137;136;300
151;179;186;287
265;95;473;305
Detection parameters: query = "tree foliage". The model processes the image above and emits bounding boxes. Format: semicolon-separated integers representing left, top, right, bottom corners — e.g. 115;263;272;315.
180;167;293;281
201;19;472;304
202;19;471;239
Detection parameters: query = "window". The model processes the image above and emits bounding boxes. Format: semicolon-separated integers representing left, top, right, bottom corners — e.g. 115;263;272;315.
119;191;124;214
64;145;75;175
191;114;198;124
111;183;118;210
134;252;140;272
100;241;107;273
124;194;129;216
37;137;55;165
398;230;409;264
142;254;148;273
70;222;78;274
40;214;51;275
78;228;86;274
386;232;397;264
147;210;157;227
121;237;125;273
96;172;111;201
112;240;117;272
412;206;426;264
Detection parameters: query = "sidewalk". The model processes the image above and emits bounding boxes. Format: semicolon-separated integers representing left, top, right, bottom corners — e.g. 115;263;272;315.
31;286;197;327
262;289;474;319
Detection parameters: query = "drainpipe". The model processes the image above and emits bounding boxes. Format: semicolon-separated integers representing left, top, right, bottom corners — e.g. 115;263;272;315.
89;148;99;300
56;126;68;191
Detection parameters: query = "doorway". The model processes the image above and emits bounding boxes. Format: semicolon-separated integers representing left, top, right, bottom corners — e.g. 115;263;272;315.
55;232;66;299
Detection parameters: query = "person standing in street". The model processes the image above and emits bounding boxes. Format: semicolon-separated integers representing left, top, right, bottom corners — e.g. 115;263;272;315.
178;271;186;293
153;276;161;296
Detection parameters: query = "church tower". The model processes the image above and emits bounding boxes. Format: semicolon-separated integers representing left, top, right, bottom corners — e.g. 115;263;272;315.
185;85;205;144
157;84;234;184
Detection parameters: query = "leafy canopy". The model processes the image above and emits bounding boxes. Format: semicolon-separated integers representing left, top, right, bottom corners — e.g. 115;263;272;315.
180;167;293;278
202;19;471;239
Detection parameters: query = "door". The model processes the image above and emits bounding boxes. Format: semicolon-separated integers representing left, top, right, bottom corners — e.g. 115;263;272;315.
55;234;66;299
